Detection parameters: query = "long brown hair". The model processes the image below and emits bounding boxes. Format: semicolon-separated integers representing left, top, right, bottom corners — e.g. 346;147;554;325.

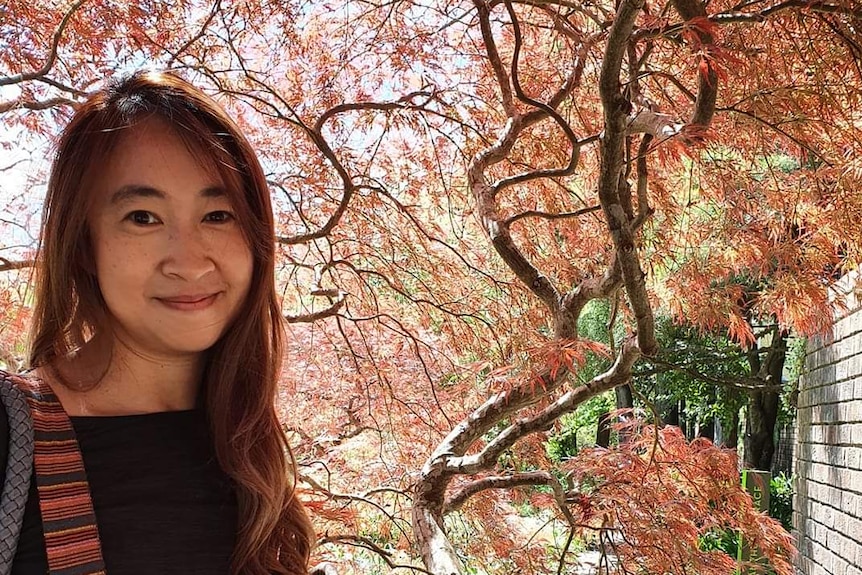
28;70;313;575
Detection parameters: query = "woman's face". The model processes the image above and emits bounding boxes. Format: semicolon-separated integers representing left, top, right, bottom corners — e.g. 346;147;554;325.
87;118;253;360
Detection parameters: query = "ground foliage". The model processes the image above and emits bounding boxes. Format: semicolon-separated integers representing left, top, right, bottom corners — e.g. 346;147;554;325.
2;0;861;573
564;420;795;575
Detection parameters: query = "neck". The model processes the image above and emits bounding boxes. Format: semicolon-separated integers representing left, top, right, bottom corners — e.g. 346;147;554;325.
46;331;204;416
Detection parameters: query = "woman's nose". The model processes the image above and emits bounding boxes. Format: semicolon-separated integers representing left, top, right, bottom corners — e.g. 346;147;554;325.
160;227;216;281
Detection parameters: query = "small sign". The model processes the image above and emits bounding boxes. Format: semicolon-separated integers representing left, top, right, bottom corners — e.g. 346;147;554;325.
738;469;771;570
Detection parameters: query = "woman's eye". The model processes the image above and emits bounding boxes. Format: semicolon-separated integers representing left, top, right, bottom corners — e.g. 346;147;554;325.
204;211;235;223
125;211;159;225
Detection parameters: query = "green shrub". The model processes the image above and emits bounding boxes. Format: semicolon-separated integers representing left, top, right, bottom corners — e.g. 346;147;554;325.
769;472;794;531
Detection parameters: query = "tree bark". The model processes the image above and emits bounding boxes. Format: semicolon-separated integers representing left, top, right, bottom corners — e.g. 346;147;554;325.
664;401;680;427
596;410;612;448
743;329;786;470
725;408;740;449
615;383;633;409
698;388;716;442
679;398;689;439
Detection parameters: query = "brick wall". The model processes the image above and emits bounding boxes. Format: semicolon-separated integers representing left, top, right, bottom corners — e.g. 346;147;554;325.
794;271;862;575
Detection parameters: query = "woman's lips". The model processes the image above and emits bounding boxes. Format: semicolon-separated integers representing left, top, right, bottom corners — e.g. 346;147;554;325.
157;293;219;311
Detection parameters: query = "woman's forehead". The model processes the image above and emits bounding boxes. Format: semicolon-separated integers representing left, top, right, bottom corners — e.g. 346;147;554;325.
90;118;234;203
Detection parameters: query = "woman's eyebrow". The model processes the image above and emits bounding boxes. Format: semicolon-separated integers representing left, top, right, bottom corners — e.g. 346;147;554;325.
109;184;226;205
110;184;165;205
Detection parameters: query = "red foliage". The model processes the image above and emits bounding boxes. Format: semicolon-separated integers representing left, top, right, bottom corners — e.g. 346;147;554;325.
3;1;860;573
564;420;795;575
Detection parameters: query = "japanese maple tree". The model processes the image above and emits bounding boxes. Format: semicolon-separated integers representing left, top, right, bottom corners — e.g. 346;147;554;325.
2;0;860;573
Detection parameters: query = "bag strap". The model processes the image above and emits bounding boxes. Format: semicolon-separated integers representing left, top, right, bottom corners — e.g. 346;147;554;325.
0;374;34;575
14;373;107;575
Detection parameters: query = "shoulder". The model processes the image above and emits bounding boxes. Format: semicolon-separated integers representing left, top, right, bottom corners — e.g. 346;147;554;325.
0;368;39;394
0;367;28;427
0;368;38;482
0;368;38;423
0;368;23;397
1;367;22;384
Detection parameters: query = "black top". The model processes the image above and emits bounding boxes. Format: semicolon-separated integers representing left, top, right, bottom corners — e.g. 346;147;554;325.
0;404;238;574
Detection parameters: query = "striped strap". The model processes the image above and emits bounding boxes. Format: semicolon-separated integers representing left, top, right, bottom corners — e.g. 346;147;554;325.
16;375;107;575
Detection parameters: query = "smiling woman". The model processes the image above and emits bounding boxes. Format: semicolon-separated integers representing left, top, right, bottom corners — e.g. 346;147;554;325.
0;71;313;575
88;117;253;366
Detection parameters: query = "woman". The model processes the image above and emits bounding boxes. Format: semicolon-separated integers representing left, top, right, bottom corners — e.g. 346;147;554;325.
0;71;313;574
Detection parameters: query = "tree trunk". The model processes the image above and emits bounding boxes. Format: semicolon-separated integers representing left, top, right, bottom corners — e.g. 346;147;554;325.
744;329;786;470
615;384;633;409
744;389;780;470
679;398;689;439
664;401;680;427
412;505;462;575
615;384;635;442
412;459;463;575
596;410;612;448
698;388;716;442
725;408;740;449
698;416;715;442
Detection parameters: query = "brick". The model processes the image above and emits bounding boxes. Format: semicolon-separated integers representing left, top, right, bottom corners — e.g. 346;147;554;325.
847;469;862;492
835;557;850;575
823;504;836;529
810;539;830;564
832;511;845;534
821;444;835;465
846;541;861;573
846;515;862;542
840;424;855;445
826;486;847;507
811;462;833;481
842;400;862;423
840;446;853;467
835;315;858;341
841;491;860;518
836;361;850;383
808;424;823;443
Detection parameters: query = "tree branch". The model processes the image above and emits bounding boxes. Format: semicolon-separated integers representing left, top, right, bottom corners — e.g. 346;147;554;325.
275;90;442;246
284;291;346;323
445;339;640;474
488;0;586;193
0;0;88;86
639;357;783;391
633;134;654;230
714;1;862;23
671;0;718;129
504;205;601;226
557;255;623;339
627;110;683;138
0;259;35;273
0;96;78;114
444;470;555;512
598;0;657;356
318;534;434;574
475;0;514;113
166;0;222;67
